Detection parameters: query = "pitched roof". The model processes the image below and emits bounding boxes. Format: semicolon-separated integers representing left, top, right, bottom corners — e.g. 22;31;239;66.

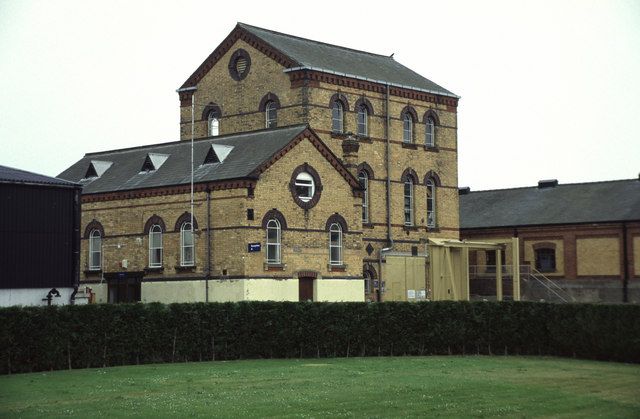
57;125;360;195
459;179;640;229
181;23;457;99
0;164;79;188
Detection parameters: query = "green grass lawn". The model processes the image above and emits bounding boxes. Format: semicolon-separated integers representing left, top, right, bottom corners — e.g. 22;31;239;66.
0;356;638;418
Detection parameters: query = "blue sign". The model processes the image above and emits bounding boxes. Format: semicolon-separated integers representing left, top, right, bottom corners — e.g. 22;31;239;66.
248;243;261;252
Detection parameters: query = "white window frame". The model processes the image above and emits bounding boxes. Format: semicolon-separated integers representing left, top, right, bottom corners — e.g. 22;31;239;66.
403;113;413;143
426;178;436;228
180;222;195;267
332;101;344;133
364;270;372;294
294;172;315;202
208;112;219;137
357;104;368;137
266;219;281;264
329;223;343;266
425;117;435;147
89;229;102;271
404;178;414;226
265;101;277;128
359;170;369;224
149;224;163;268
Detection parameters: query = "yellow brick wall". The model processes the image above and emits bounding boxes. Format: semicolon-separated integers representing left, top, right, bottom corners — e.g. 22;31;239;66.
634;236;640;276
576;237;620;276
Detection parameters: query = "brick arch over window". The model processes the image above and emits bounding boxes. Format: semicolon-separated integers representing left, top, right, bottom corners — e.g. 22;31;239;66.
258;92;281;112
325;213;348;233
329;93;350;111
84;219;105;239
424;171;442;187
533;242;557;250
201;103;222;120
357;162;375;179
423;109;440;125
261;209;288;230
401;168;419;184
354;97;374;115
400;105;418;121
363;263;378;280
174;212;199;232
144;214;166;234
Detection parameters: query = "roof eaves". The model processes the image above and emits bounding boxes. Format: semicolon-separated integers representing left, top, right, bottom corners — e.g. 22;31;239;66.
283;66;460;99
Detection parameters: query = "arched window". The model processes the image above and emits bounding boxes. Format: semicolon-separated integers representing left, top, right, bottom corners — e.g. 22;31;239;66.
357;104;368;137
535;248;556;272
180;222;194;266
358;170;369;223
89;229;102;271
426;178;436;228
208;111;219;137
149;224;163;268
403;113;414;143
404;178;414;226
265;101;277;128
364;270;372;294
266;219;281;264
332;101;344;133
425;116;435;147
329;223;342;265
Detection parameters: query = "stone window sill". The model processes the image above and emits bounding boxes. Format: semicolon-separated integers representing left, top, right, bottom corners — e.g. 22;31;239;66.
357;136;372;144
403;225;420;232
427;226;440;233
145;267;164;274
401;143;418;150
175;265;196;273
330;131;348;139
362;223;374;229
264;263;285;271
328;264;347;272
424;145;439;152
84;269;102;276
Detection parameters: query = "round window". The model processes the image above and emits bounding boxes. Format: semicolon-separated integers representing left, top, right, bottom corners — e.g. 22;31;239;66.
290;164;322;209
228;49;251;81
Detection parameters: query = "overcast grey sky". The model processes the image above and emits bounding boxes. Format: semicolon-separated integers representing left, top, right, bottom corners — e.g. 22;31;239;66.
1;0;638;190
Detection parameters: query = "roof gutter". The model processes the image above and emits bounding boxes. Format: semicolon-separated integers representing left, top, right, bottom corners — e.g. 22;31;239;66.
176;86;198;93
283;66;460;99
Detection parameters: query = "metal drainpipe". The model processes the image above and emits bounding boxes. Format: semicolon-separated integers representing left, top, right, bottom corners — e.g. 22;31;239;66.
385;84;393;249
206;188;212;302
622;222;629;303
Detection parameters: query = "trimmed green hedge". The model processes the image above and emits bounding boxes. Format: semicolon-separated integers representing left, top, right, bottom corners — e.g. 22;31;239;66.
1;301;639;374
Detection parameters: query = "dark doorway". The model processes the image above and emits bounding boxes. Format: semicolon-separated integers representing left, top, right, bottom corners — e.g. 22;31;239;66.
299;277;314;302
104;272;143;303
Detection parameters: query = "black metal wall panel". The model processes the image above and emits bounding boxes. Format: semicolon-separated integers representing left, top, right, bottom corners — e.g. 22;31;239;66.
0;183;79;289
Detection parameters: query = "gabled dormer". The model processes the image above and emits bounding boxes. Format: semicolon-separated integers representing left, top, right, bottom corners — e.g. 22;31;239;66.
203;144;234;165
140;153;169;173
82;160;112;181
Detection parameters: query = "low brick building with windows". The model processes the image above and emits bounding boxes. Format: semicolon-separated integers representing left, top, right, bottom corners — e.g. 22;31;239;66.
459;178;640;303
60;23;460;303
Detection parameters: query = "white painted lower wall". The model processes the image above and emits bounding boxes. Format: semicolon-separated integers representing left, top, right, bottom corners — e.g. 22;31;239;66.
0;287;77;307
315;279;365;302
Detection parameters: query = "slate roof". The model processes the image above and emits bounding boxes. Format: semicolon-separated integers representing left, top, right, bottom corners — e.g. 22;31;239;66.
57;125;311;195
459;179;640;229
0;164;79;188
236;23;457;98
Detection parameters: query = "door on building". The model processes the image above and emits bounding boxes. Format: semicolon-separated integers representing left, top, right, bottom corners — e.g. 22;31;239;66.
298;277;314;302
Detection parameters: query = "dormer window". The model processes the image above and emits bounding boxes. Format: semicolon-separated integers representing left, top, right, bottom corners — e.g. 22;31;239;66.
203;144;233;165
140;153;169;173
82;160;112;180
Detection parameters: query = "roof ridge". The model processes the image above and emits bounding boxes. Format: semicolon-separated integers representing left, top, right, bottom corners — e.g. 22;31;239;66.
465;178;640;194
238;22;393;60
84;124;309;157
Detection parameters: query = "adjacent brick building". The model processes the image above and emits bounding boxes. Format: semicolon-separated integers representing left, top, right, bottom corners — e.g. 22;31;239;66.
459;178;640;302
60;23;459;303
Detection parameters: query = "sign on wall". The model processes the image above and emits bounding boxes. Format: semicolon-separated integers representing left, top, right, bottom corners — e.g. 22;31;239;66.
248;243;261;252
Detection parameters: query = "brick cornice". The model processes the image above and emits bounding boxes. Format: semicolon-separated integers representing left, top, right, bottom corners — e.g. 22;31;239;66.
81;180;257;203
289;70;458;108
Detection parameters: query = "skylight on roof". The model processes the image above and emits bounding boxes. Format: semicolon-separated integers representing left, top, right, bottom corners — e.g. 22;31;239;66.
203;144;233;165
140;153;169;173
